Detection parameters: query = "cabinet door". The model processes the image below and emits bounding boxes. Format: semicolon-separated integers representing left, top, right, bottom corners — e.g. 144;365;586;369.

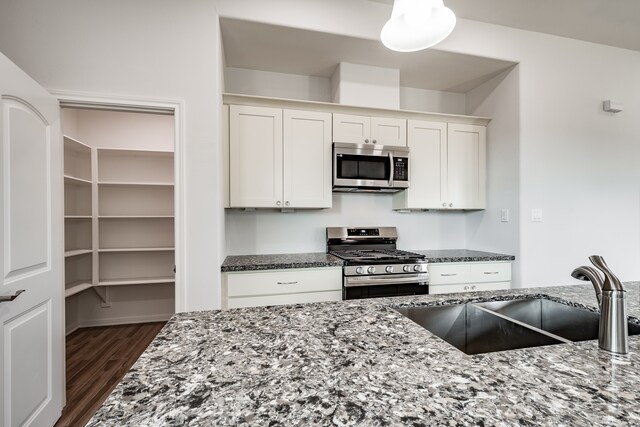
394;120;447;209
447;124;486;209
371;117;407;147
229;105;283;208
332;113;371;144
283;109;332;208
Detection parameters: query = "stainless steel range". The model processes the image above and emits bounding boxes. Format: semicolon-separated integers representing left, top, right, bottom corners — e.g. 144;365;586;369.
327;226;429;300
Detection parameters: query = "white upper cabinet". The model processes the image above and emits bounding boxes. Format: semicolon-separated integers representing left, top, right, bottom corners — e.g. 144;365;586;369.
229;105;332;209
230;105;283;208
283;109;332;208
333;113;406;147
370;116;407;147
447;123;486;209
394;121;486;210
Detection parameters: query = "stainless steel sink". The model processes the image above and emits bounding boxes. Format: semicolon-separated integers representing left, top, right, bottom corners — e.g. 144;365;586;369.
395;298;640;355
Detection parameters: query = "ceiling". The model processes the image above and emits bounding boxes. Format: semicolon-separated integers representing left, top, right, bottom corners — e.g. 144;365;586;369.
371;0;640;52
221;18;516;93
221;0;640;94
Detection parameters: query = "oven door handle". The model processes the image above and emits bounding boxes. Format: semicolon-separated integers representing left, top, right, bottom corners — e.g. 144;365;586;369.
345;274;429;287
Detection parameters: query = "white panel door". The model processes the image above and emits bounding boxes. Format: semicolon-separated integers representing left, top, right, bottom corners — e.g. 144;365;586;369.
0;53;63;426
403;120;447;209
447;123;486;209
283;109;332;208
229;105;283;208
332;113;370;144
371;117;406;147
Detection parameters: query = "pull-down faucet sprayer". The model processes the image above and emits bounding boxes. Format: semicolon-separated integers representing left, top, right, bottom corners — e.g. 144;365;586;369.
571;255;628;354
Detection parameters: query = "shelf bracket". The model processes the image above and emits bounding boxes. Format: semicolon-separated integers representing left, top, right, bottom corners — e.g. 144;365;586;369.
92;286;111;307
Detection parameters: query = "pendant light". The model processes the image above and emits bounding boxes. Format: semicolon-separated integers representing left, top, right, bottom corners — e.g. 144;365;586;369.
380;0;456;52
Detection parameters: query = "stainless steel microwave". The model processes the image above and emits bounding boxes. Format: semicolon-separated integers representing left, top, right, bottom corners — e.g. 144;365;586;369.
333;143;409;193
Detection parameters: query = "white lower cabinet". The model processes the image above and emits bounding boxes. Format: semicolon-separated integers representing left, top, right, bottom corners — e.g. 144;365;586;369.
428;261;511;295
223;267;342;309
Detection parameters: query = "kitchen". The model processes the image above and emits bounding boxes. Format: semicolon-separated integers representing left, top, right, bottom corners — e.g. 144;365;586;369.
1;0;640;425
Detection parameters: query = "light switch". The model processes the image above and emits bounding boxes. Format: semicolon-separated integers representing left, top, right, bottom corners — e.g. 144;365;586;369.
501;209;510;223
531;208;543;222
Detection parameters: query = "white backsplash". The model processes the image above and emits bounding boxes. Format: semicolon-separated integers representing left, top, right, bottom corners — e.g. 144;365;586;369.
225;193;467;255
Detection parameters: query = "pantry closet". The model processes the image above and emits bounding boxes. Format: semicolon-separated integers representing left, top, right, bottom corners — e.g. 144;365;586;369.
62;108;176;334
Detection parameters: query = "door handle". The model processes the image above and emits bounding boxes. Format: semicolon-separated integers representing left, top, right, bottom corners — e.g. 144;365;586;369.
0;289;25;303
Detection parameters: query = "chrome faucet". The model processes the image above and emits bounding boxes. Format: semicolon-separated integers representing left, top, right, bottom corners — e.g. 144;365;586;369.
571;255;628;354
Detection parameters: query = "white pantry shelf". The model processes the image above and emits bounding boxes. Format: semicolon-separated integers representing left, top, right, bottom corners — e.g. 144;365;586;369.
65;281;93;298
65;215;92;219
98;181;174;187
98;215;175;219
64;175;92;185
65;249;92;257
98;247;174;253
97;277;175;287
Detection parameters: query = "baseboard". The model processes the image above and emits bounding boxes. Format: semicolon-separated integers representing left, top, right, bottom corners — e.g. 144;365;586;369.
77;313;174;328
65;321;80;336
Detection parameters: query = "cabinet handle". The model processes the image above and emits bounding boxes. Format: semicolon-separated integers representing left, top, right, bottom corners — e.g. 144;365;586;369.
442;203;447;207
483;271;499;275
285;201;290;206
276;201;281;206
441;273;457;277
449;203;453;207
364;138;370;143
277;281;298;285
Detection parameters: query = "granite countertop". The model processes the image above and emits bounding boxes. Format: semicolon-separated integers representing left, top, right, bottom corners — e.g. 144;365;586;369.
221;249;514;272
221;252;343;272
89;282;640;426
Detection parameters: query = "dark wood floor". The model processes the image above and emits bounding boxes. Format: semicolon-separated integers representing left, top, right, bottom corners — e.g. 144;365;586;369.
54;322;166;427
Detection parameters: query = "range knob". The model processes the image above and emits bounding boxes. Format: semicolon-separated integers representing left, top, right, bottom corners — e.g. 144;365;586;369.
403;265;411;272
385;266;394;273
355;267;365;274
367;266;376;274
413;265;422;272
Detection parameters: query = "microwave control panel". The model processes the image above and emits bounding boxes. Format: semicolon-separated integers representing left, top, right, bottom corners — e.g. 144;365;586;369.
393;157;409;181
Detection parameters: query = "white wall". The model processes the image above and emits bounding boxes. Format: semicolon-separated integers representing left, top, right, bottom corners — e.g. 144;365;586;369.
216;0;640;287
226;67;331;102
0;0;223;311
226;193;466;254
465;66;521;285
400;87;466;115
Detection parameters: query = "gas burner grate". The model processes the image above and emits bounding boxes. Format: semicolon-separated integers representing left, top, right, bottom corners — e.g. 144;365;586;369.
330;249;425;261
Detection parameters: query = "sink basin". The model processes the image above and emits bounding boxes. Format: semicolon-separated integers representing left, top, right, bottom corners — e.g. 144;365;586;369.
396;298;640;355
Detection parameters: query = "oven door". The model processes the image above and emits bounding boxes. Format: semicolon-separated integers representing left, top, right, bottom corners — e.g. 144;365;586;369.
344;273;429;300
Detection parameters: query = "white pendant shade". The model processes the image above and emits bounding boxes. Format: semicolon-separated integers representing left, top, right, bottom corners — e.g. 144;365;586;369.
381;0;456;52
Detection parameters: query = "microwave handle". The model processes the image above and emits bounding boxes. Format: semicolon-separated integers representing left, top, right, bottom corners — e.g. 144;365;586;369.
388;152;394;187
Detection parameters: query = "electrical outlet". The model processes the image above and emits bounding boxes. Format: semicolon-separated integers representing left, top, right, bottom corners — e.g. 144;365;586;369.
531;208;543;222
501;209;510;222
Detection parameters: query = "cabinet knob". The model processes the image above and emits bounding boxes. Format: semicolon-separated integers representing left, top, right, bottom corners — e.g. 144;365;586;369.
442;203;447;207
449;203;453;207
276;201;281;206
364;138;370;143
285;201;290;206
464;286;469;291
372;139;377;144
471;285;477;290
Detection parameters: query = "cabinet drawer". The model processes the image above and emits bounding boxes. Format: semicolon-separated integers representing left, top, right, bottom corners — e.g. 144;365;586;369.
227;290;342;309
429;281;511;295
428;264;470;285
226;268;342;297
469;262;511;283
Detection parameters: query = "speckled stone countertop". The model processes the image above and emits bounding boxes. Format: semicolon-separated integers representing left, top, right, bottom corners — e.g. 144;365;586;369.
221;252;344;272
221;249;514;272
89;282;640;426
